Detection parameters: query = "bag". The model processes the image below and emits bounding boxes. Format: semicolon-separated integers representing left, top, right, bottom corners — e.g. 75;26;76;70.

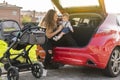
29;30;46;45
20;30;46;45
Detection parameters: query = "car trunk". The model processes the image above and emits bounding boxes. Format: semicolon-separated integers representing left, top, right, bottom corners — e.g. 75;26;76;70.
51;0;106;47
71;13;103;47
54;13;103;47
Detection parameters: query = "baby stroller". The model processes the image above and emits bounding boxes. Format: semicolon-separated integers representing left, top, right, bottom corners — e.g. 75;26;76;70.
0;20;46;80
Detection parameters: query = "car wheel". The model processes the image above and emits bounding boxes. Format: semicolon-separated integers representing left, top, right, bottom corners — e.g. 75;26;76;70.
105;47;120;77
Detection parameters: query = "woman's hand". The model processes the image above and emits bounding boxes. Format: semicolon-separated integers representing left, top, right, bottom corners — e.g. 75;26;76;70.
46;25;63;39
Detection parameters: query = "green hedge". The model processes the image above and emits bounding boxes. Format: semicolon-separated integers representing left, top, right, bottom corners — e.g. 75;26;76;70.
22;22;39;26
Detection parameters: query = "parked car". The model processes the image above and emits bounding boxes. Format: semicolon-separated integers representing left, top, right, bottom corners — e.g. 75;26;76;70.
37;0;120;77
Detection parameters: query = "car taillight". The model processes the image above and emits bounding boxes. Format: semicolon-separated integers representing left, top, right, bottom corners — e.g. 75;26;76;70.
94;30;116;37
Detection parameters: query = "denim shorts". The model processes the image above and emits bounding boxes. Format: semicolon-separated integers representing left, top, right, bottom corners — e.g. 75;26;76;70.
62;27;70;34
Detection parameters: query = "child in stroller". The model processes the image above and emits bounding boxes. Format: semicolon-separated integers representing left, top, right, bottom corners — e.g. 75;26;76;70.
0;20;45;80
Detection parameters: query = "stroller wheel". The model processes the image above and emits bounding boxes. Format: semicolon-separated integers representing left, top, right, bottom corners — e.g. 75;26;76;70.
0;68;2;76
7;66;19;80
4;62;10;71
31;63;43;78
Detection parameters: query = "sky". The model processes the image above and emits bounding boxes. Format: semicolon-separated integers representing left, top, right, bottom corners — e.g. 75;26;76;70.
0;0;120;13
0;0;54;12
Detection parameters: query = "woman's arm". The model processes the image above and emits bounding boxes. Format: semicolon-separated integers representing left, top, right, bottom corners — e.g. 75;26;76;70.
46;25;63;39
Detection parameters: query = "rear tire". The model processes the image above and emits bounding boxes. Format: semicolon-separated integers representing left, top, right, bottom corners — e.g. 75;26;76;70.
105;47;120;77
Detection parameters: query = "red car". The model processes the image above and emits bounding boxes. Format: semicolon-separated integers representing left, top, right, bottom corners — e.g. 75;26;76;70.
50;0;120;77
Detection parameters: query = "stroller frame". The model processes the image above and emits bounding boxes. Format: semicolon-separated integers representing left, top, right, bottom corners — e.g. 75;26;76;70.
0;20;44;80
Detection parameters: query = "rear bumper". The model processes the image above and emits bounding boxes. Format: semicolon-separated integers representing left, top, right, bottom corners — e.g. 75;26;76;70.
53;47;108;69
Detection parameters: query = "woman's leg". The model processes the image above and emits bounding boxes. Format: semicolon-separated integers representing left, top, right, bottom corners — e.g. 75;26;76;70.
43;50;52;68
42;40;53;68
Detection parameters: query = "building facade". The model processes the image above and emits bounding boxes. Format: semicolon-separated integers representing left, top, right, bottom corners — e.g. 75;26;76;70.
0;1;22;24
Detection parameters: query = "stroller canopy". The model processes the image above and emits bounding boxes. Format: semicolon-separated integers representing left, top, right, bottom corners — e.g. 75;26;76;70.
0;20;21;40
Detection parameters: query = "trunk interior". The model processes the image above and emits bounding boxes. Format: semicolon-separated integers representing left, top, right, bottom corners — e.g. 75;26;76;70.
54;13;104;47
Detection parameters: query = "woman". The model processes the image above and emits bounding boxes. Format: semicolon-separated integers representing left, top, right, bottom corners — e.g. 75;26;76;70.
39;9;63;68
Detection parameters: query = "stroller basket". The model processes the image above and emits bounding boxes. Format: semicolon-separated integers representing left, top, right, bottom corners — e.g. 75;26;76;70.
20;30;45;45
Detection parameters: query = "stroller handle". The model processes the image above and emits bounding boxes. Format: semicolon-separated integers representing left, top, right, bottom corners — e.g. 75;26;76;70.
19;26;41;38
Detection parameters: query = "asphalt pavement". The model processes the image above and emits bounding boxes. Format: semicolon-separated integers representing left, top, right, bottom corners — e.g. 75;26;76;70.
0;65;120;80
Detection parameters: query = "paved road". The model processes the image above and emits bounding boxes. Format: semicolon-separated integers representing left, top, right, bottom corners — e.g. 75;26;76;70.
1;65;120;80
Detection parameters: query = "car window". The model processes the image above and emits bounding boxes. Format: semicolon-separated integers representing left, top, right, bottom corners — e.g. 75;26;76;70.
70;17;90;27
83;19;90;24
71;18;80;26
